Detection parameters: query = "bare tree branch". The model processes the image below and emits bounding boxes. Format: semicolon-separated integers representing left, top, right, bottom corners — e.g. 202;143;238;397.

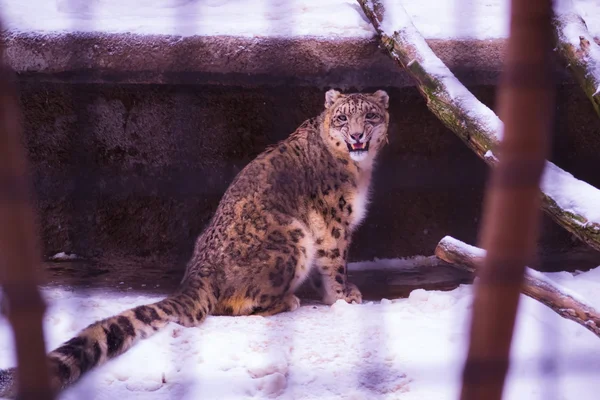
436;236;600;339
553;0;600;117
357;0;600;252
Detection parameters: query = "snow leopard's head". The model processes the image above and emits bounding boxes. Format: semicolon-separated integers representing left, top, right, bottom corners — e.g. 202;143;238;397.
322;89;390;165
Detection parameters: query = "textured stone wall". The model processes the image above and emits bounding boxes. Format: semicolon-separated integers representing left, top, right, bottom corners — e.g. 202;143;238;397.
18;81;600;269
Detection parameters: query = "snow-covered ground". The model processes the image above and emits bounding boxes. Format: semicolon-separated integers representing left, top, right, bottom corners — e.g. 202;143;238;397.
1;261;600;399
0;0;599;39
1;0;600;398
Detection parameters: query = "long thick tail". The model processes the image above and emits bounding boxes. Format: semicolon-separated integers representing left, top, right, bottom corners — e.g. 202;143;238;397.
0;279;217;398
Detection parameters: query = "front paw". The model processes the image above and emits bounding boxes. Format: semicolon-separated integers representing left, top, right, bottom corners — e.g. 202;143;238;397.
322;282;363;305
344;282;362;304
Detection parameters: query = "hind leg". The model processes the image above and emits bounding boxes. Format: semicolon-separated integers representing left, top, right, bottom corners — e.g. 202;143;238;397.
248;247;306;317
254;219;313;313
217;218;312;317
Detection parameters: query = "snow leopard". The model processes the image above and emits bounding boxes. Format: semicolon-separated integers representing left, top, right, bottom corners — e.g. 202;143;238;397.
0;88;390;397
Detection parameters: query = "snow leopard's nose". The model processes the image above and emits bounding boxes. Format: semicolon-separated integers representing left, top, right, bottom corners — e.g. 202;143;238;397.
350;132;364;142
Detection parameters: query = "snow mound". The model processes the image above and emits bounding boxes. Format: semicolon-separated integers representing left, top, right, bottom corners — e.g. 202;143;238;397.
0;0;598;39
1;265;600;399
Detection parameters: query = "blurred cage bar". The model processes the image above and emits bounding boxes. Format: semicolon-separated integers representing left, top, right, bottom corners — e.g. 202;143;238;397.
460;0;555;399
0;19;54;400
0;0;557;399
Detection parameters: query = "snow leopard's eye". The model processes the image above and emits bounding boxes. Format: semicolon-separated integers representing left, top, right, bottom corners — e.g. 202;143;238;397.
337;115;347;122
365;112;377;120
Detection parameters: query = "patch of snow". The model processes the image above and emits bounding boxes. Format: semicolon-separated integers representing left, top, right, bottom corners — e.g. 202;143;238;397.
484;149;498;162
49;252;80;262
0;0;374;38
348;255;440;271
0;0;598;39
541;162;600;227
554;0;600;100
1;265;600;399
441;235;485;259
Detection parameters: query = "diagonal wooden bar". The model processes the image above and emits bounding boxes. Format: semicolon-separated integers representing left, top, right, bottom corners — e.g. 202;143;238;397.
460;0;555;399
0;20;54;400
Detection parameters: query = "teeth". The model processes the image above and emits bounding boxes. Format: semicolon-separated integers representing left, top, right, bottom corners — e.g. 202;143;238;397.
346;141;370;152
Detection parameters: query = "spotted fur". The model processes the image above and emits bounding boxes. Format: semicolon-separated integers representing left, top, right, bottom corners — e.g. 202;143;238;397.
0;89;390;397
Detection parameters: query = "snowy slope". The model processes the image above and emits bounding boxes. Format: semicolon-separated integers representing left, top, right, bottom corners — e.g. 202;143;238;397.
0;0;599;40
1;264;600;399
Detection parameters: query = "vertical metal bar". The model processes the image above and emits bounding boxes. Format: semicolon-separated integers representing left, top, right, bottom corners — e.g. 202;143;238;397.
459;0;555;399
0;21;54;400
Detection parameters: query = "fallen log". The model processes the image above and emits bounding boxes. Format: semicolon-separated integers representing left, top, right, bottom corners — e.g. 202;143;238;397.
356;0;600;252
435;236;600;338
553;0;600;117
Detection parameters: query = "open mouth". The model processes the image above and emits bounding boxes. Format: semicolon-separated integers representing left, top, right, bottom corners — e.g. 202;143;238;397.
346;141;370;152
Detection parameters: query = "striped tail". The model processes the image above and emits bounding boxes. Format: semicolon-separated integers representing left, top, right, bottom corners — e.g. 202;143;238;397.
0;280;217;398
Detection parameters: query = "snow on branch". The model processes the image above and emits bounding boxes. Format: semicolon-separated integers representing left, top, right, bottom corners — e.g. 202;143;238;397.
435;236;600;338
357;0;600;251
553;0;600;117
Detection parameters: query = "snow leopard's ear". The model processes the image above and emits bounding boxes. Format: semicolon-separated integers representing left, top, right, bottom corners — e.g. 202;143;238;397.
372;90;389;109
325;89;342;109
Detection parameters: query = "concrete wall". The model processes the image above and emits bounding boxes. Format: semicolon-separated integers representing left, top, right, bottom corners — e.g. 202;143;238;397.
18;80;600;269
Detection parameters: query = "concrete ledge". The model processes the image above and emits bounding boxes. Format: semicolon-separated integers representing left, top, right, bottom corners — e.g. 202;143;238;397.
2;32;581;87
